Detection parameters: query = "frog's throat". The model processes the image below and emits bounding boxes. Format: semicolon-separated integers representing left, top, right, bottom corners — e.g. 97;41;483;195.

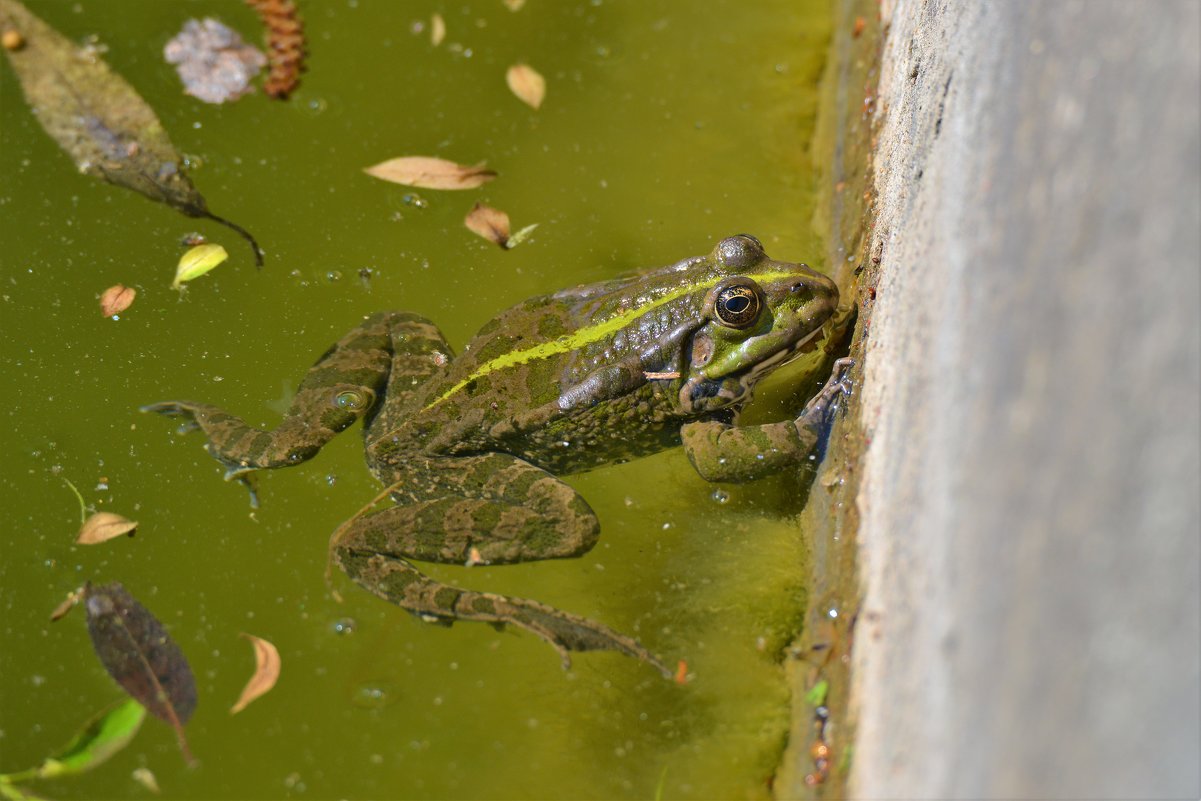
422;269;805;412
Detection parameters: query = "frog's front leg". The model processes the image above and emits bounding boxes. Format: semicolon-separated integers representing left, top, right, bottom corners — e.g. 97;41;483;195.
682;357;853;482
141;312;430;480
332;452;670;677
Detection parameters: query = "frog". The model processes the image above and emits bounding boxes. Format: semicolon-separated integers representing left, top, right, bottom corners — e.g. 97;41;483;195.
143;234;847;678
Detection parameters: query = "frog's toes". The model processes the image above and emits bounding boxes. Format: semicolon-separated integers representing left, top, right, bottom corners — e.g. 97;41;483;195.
140;401;202;432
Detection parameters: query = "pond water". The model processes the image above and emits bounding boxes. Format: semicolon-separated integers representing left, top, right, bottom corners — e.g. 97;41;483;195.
0;1;834;798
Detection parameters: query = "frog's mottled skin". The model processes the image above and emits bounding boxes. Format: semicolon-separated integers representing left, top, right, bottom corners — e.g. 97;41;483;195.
144;235;843;676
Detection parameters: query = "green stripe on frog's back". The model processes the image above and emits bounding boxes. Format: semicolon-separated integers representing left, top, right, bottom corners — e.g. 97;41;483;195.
423;269;801;412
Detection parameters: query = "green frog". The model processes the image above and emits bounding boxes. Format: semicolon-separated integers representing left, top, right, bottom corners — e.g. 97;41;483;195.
144;234;846;677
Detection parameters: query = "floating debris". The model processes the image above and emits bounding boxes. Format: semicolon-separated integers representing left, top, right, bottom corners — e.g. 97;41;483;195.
99;284;136;317
245;0;306;99
364;156;496;190
163;18;266;105
506;63;545;109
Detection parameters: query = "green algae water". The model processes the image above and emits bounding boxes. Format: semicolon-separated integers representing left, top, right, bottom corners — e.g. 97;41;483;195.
0;1;833;798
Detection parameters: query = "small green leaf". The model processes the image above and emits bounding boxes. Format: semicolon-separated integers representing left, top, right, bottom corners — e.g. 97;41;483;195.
0;699;145;783
40;699;145;778
804;678;829;706
504;223;540;249
173;244;229;288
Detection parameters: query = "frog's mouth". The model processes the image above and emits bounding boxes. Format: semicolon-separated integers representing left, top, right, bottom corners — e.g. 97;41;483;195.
678;322;828;414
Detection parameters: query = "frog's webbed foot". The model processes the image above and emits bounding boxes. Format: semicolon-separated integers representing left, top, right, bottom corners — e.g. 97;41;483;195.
140;400;203;434
336;547;672;680
795;356;854;429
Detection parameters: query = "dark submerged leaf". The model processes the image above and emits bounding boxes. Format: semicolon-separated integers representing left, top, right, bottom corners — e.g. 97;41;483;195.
83;582;197;763
0;0;263;265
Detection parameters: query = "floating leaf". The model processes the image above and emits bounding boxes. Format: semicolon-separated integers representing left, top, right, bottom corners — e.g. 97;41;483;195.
173;243;228;288
84;582;197;764
674;659;689;685
363;156;496;190
131;767;160;794
77;512;138;545
430;13;445;46
99;284;136;317
50;588;83;621
230;633;281;714
506;63;545;109
37;699;146;779
0;0;263;265
506;222;539;249
464;202;510;247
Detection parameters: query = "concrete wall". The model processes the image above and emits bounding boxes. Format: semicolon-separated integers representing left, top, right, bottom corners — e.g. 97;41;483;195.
851;2;1200;797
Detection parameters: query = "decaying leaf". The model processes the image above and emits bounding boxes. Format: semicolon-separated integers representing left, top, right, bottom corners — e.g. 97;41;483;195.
83;582;197;764
364;156;496;190
30;699;146;780
464;202;510;247
430;13;446;46
0;0;264;265
173;243;229;288
230;633;281;714
464;203;539;249
99;284;136;317
506;63;545;109
76;512;137;545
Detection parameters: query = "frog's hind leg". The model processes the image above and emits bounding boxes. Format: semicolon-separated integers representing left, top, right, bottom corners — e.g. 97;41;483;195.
336;547;670;678
332;452;671;677
142;312;425;480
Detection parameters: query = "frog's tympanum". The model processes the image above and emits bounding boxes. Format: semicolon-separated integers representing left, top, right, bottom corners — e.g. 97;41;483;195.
144;235;845;677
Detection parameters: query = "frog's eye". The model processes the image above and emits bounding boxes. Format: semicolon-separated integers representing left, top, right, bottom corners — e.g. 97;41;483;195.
333;388;375;412
713;280;763;328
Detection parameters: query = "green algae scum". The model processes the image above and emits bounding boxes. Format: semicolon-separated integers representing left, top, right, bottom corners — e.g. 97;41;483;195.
0;1;837;798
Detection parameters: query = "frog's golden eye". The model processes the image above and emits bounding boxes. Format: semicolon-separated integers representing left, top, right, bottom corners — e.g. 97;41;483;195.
333;388;374;412
713;281;762;328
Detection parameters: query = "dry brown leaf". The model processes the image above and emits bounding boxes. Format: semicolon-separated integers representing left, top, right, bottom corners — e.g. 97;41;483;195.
230;633;281;714
430;13;445;46
99;284;136;317
464;202;511;247
363;156;496;190
77;512;138;545
506;63;545;109
50;587;83;621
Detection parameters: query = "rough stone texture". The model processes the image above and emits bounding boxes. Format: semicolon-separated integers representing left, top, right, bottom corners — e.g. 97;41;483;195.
851;1;1200;798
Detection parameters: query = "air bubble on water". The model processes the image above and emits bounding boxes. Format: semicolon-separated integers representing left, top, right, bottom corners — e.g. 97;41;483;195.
402;193;428;209
332;617;357;635
326;270;343;283
711;489;729;504
351;681;395;709
326;474;337;486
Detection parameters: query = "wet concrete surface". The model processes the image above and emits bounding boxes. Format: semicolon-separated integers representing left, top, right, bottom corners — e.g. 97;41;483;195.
850;1;1200;797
